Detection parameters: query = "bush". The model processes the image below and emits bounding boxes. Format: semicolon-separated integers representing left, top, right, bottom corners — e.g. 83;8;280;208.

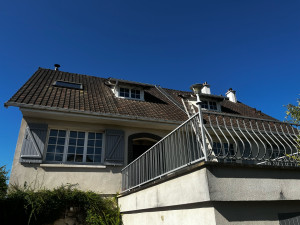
0;184;122;225
0;165;8;198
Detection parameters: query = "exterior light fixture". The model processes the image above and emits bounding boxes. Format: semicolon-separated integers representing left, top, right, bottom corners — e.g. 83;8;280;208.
190;83;203;95
190;83;208;161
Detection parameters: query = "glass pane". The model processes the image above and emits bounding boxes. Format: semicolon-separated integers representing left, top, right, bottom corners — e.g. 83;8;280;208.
46;153;55;161
69;138;76;146
55;81;82;90
209;102;217;110
131;89;140;99
57;138;65;145
49;130;58;136
68;146;75;153
75;155;83;162
67;154;75;162
48;137;57;145
96;133;102;139
86;155;93;162
95;140;102;147
95;148;102;155
120;88;130;97
58;130;66;137
78;132;85;139
88;132;95;139
88;140;95;147
47;145;55;153
76;147;84;154
77;139;84;146
94;155;101;163
56;145;64;153
70;131;77;138
87;147;94;155
201;101;209;109
55;154;63;161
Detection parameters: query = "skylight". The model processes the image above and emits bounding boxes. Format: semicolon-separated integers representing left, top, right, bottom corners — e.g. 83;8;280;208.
53;81;83;90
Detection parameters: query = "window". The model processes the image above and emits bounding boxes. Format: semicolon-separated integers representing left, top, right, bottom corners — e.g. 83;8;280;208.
45;129;103;164
209;101;217;110
118;87;143;100
201;100;218;110
213;142;235;157
131;89;140;99
46;129;66;162
120;88;130;98
201;101;209;109
53;81;83;90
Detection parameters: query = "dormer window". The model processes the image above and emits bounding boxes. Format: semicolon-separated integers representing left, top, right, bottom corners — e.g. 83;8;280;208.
106;78;149;101
209;101;217;110
201;100;218;111
119;88;141;99
116;87;144;100
131;89;141;99
120;88;130;98
201;101;209;109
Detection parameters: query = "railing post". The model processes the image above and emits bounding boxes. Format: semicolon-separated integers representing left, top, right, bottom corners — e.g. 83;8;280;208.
196;94;208;161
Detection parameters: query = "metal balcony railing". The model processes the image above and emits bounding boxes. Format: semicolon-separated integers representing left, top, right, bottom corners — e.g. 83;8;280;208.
121;112;300;192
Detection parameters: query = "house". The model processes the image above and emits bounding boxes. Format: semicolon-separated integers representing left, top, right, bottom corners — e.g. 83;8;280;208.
5;66;300;224
4;66;270;192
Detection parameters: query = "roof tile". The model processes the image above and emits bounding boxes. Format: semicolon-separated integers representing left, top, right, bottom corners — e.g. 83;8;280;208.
5;68;277;123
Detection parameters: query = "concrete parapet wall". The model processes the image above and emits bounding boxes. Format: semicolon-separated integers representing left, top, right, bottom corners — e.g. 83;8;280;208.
207;164;300;202
122;206;216;225
119;168;210;212
119;162;300;225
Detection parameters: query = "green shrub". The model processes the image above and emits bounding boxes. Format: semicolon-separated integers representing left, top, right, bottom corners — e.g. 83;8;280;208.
0;184;122;225
0;165;8;198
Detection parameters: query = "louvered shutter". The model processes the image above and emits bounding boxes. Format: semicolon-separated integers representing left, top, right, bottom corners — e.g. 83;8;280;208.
20;123;48;164
105;129;125;164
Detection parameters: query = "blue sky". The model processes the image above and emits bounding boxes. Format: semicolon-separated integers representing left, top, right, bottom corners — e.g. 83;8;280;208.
0;1;299;175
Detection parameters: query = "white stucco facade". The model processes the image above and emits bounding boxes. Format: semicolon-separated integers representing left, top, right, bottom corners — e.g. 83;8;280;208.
9;108;179;194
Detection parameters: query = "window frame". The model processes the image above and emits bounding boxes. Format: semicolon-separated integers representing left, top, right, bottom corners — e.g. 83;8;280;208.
116;86;144;101
44;128;105;165
209;101;218;110
53;80;83;90
201;100;219;111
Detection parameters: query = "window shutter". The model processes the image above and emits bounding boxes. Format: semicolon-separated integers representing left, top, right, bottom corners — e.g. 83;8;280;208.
20;123;48;164
105;129;125;164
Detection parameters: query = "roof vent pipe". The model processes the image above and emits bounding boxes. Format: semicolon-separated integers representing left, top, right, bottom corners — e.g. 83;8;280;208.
201;81;211;94
54;64;60;71
226;88;237;103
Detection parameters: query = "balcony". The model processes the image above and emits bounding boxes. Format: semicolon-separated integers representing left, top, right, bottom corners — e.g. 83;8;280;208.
121;111;300;192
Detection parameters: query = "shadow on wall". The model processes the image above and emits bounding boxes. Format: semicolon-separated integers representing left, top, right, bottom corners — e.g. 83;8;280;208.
208;165;300;180
213;201;300;223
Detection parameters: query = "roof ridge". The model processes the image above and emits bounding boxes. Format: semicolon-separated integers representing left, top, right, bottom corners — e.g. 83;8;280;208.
39;68;193;92
38;68;107;81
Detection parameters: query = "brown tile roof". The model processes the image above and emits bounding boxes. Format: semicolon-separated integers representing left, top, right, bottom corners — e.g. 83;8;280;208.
5;68;277;123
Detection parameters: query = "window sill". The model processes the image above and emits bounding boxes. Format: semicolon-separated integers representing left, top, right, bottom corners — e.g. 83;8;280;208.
40;164;107;169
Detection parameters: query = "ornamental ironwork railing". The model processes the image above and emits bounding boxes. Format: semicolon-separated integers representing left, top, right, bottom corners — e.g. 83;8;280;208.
121;111;300;192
